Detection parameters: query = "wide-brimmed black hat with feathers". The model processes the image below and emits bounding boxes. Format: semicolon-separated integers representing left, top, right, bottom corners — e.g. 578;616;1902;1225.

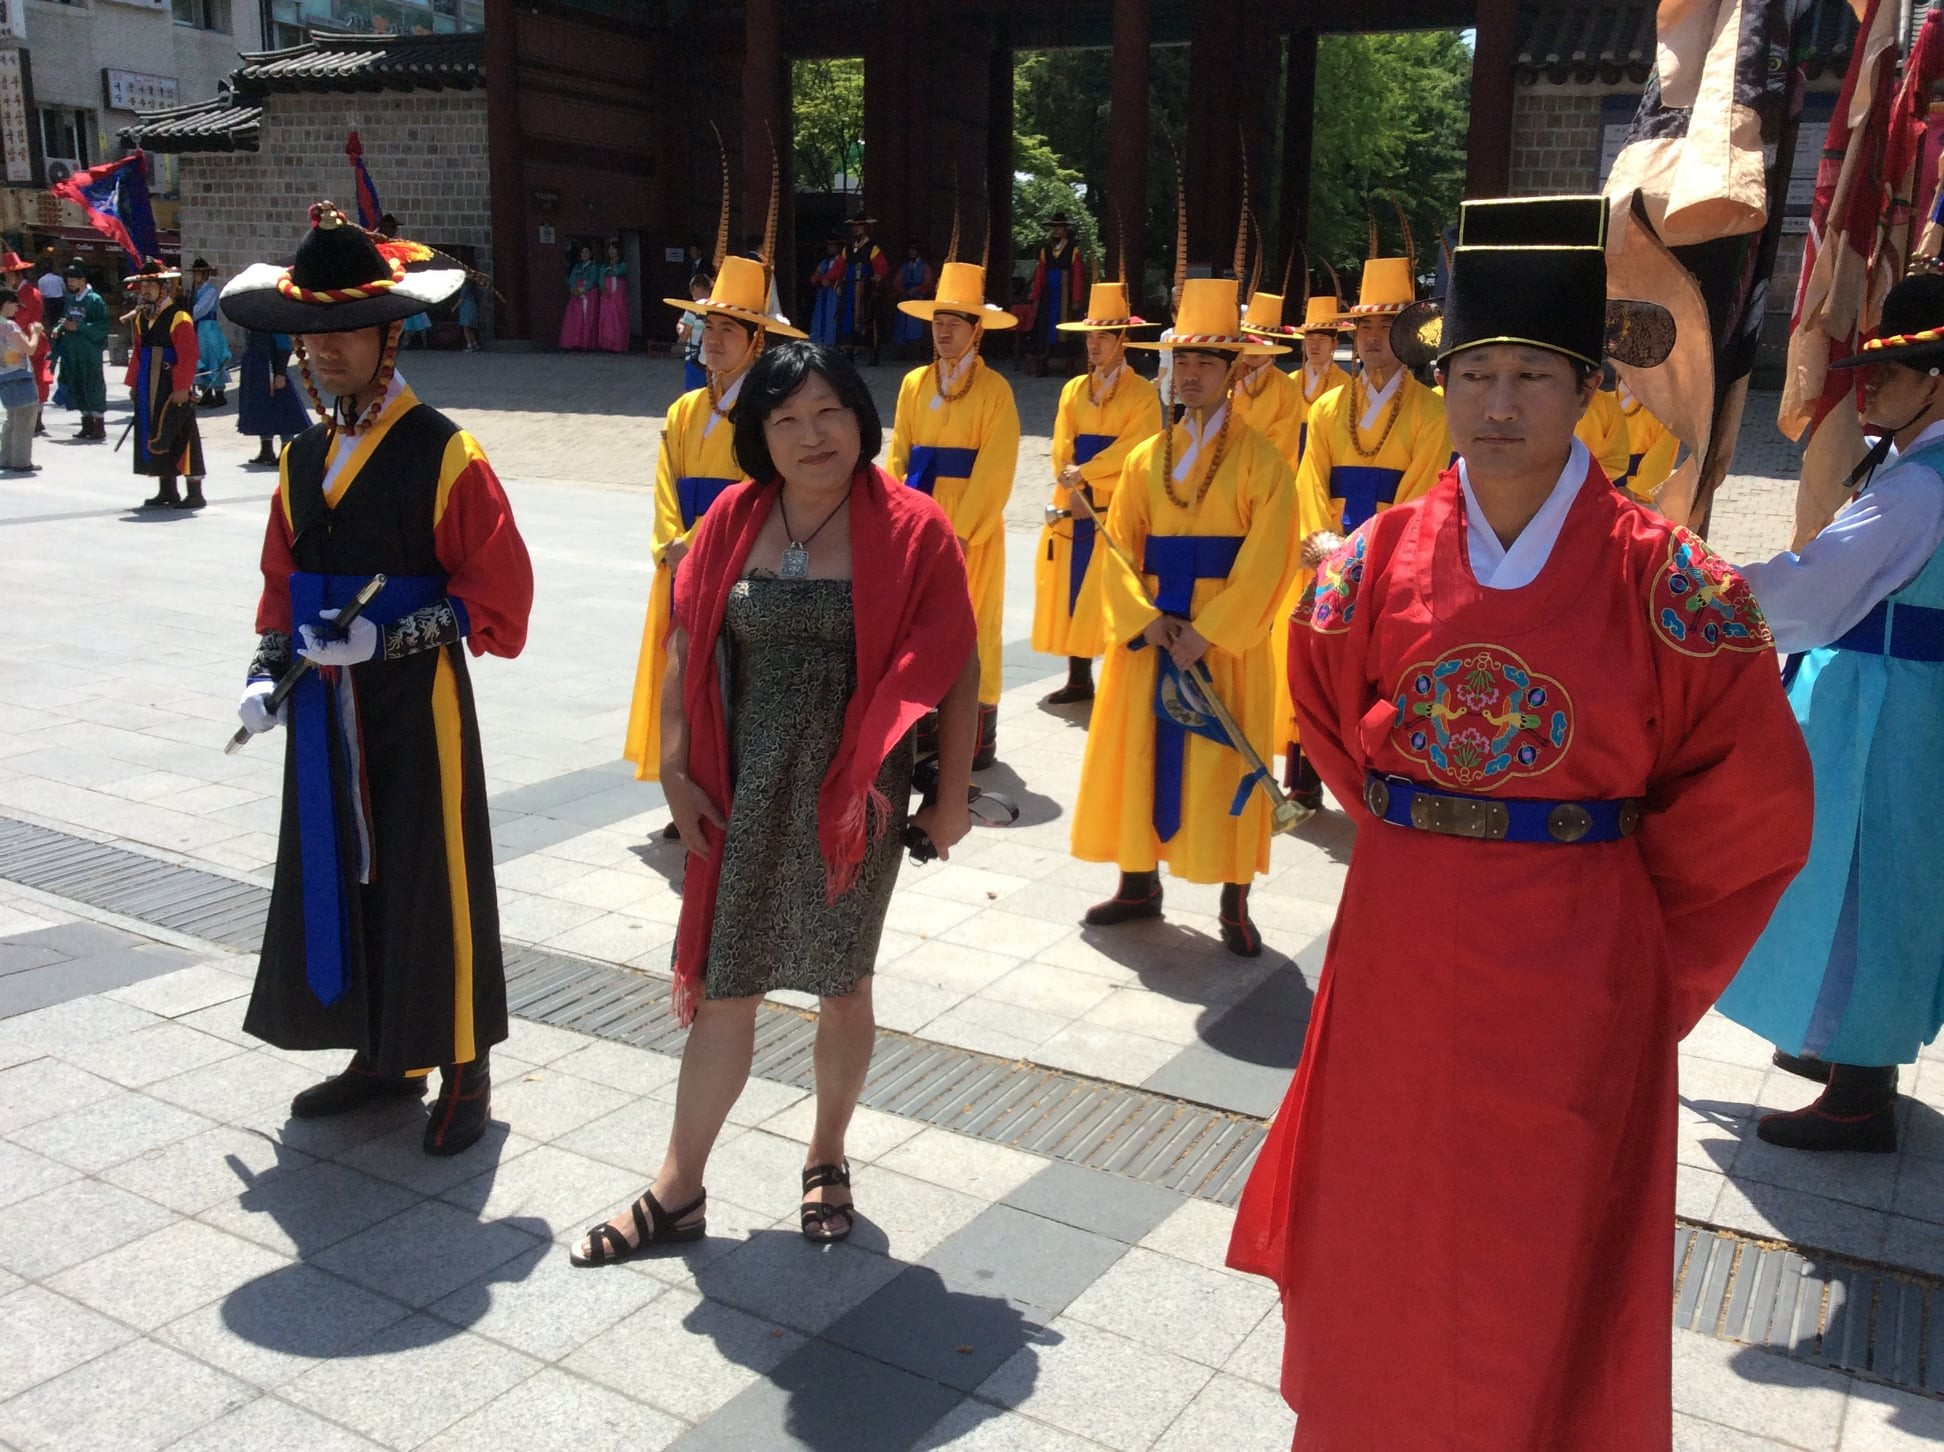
220;201;465;334
1828;272;1944;373
1390;195;1674;372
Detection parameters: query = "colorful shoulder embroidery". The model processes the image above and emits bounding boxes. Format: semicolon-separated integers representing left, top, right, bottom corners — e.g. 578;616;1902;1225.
1292;528;1366;635
1390;645;1573;790
1650;527;1774;657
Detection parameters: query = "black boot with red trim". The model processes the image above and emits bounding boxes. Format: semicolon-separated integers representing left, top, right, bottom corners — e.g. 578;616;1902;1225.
971;703;999;771
1755;1063;1899;1153
1084;870;1163;927
1218;882;1263;958
1284;744;1324;814
290;1052;428;1119
424;1051;492;1156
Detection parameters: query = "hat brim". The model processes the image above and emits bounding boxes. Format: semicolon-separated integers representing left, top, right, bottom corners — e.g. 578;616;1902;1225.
1127;335;1289;357
1331;304;1409;325
219;260;462;334
1242;323;1301;340
1826;338;1944;370
1391;297;1676;371
897;299;1019;330
1054;316;1157;333
127;270;182;285
660;295;807;338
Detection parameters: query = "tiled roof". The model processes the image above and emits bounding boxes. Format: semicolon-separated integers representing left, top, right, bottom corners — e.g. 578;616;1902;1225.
117;93;261;154
232;31;485;94
1515;0;1861;84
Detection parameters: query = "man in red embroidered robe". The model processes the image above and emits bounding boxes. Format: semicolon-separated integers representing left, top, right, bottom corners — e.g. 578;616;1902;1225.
1227;196;1814;1451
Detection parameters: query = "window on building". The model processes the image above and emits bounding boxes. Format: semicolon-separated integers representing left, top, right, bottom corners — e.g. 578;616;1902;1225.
38;106;92;171
172;0;231;31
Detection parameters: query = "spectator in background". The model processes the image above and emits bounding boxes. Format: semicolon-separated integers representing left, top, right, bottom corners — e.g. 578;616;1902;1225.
0;286;42;472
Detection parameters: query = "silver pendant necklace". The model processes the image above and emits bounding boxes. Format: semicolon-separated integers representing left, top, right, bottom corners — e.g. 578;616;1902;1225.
778;488;850;578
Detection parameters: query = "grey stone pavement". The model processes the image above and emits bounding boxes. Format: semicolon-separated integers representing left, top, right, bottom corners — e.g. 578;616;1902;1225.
0;353;1938;1450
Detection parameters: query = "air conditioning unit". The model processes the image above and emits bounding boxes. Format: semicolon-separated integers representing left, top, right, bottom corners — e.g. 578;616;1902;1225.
44;159;77;186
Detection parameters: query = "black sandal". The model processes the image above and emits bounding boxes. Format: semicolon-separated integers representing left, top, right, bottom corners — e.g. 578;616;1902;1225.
800;1161;855;1244
570;1187;706;1267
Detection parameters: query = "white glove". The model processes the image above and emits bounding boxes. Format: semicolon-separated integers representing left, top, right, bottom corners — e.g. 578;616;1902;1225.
297;608;379;666
237;678;287;735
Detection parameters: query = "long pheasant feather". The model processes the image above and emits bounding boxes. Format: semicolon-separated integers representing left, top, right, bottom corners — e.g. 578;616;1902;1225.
1387;190;1416;280
710;122;731;273
761;123;781;281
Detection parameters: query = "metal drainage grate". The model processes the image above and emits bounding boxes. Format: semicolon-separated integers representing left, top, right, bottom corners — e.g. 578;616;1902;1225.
1674;1221;1942;1397
0;814;1265;1205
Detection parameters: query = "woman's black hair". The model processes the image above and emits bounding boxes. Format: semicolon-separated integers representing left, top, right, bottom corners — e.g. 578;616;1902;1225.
732;339;882;484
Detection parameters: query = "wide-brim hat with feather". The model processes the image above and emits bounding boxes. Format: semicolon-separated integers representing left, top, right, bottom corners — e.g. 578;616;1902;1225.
1055;281;1154;333
1294;295;1349;336
1240;291;1300;341
125;257;181;285
219;202;464;334
1828;272;1944;372
1129;278;1287;356
1389;195;1674;372
661;254;805;337
897;261;1017;329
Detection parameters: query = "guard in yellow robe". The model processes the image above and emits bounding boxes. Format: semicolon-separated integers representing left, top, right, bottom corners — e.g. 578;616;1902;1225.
1574;375;1631;482
1034;281;1163;703
1273;294;1354;808
1230;291;1305;468
1616;378;1679;501
623;256;803;793
888;259;1021;768
1071;278;1298;957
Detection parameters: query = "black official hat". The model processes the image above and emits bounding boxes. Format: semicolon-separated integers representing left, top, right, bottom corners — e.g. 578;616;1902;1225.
219;200;464;334
1829;272;1944;373
1391;195;1674;371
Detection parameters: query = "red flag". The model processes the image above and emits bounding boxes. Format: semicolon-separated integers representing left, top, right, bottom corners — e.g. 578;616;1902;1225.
346;131;383;232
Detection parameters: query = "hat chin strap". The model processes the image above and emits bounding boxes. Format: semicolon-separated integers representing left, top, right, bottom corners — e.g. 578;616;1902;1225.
294;321;404;437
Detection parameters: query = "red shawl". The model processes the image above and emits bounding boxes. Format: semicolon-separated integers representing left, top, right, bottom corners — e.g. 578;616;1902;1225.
669;463;975;1024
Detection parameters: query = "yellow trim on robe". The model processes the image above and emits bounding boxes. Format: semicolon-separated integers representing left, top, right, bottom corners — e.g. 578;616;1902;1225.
1070;417;1299;885
887;357;1022;706
321;384;422;508
1621;394;1679;502
1575;387;1630;484
434;429;492;527
1229;362;1305;471
622;387;744;781
1034;367;1162;659
431;648;476;1065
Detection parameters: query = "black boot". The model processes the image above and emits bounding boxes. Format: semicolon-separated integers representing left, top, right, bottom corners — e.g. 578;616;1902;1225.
1219;882;1263;957
213;387;226;406
1756;1063;1899;1152
74;416;93;440
141;475;180;509
1084;870;1163;927
1284;745;1324;813
252;438;277;464
424;1052;492;1156
915;709;939;760
290;1053;429;1119
971;703;999;771
90;415;107;440
177;477;206;511
1043;657;1095;706
1771;1048;1832;1084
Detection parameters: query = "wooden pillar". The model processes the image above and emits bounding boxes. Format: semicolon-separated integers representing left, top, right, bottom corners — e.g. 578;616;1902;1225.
985;18;1013;298
1185;0;1243;270
1108;0;1150;309
1280;28;1317;275
742;0;785;284
1465;0;1519;197
862;0;918;262
482;0;527;339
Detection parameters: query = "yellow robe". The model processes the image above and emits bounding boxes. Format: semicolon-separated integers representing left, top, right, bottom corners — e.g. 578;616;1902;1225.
622;387;741;780
887;357;1022;705
1071;414;1299;884
1229;362;1305;470
1293;370;1450;544
1574;386;1631;483
1033;367;1163;658
1618;388;1679;502
1290;360;1353;464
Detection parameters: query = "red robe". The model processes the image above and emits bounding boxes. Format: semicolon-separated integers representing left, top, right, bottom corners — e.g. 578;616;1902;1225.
1228;461;1812;1451
14;286;49;403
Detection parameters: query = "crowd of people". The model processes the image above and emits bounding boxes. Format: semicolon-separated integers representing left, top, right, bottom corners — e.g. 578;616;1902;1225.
185;168;1942;1450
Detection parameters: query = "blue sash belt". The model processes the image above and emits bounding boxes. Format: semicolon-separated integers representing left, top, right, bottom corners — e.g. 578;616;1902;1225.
1616;450;1646;491
905;446;978;497
1137;534;1244;841
677;475;737;531
289;570;449;1007
1063;432;1116;613
1830;598;1944;663
1363;773;1640;845
1330;465;1406;529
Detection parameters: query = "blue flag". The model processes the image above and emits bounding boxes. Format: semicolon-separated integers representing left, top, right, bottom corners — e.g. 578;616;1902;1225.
51;152;159;267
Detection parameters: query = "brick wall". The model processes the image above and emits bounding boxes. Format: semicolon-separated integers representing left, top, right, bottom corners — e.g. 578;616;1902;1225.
1509;89;1607;196
178;91;492;346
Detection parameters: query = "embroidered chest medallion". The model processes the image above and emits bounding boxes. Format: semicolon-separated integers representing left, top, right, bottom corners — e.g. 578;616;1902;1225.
1650;527;1773;656
1390;644;1573;790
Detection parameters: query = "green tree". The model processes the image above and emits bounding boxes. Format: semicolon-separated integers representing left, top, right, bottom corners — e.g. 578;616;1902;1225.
793;58;864;192
1012;54;1102;267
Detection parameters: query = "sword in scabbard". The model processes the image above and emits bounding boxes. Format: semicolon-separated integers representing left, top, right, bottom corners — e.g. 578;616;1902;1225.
223;573;388;755
1062;488;1311;835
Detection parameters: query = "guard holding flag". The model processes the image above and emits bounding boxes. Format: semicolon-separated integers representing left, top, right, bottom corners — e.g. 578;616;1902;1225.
224;202;534;1157
1068;276;1299;956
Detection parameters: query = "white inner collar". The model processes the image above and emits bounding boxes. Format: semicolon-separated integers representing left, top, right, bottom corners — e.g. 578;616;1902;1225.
931;351;976;409
703;370;745;437
1358;366;1404;432
1456;437;1588;590
1173;402;1229;484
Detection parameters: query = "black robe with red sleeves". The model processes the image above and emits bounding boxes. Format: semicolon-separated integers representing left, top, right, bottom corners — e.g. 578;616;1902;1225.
243;380;533;1075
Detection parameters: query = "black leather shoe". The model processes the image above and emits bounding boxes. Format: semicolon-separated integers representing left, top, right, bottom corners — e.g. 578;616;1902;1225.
177;480;207;510
290;1054;428;1119
1085;873;1163;927
1771;1048;1832;1084
1218;884;1263;957
1756;1101;1898;1152
1042;682;1094;705
424;1054;492;1156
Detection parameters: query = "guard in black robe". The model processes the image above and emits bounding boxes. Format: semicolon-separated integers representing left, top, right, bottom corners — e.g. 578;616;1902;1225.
224;204;533;1156
124;259;206;510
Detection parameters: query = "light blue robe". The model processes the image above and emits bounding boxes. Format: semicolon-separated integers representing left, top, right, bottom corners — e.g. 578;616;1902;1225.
1717;436;1944;1065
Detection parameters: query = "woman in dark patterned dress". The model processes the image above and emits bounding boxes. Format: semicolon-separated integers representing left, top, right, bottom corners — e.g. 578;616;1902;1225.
574;343;979;1262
